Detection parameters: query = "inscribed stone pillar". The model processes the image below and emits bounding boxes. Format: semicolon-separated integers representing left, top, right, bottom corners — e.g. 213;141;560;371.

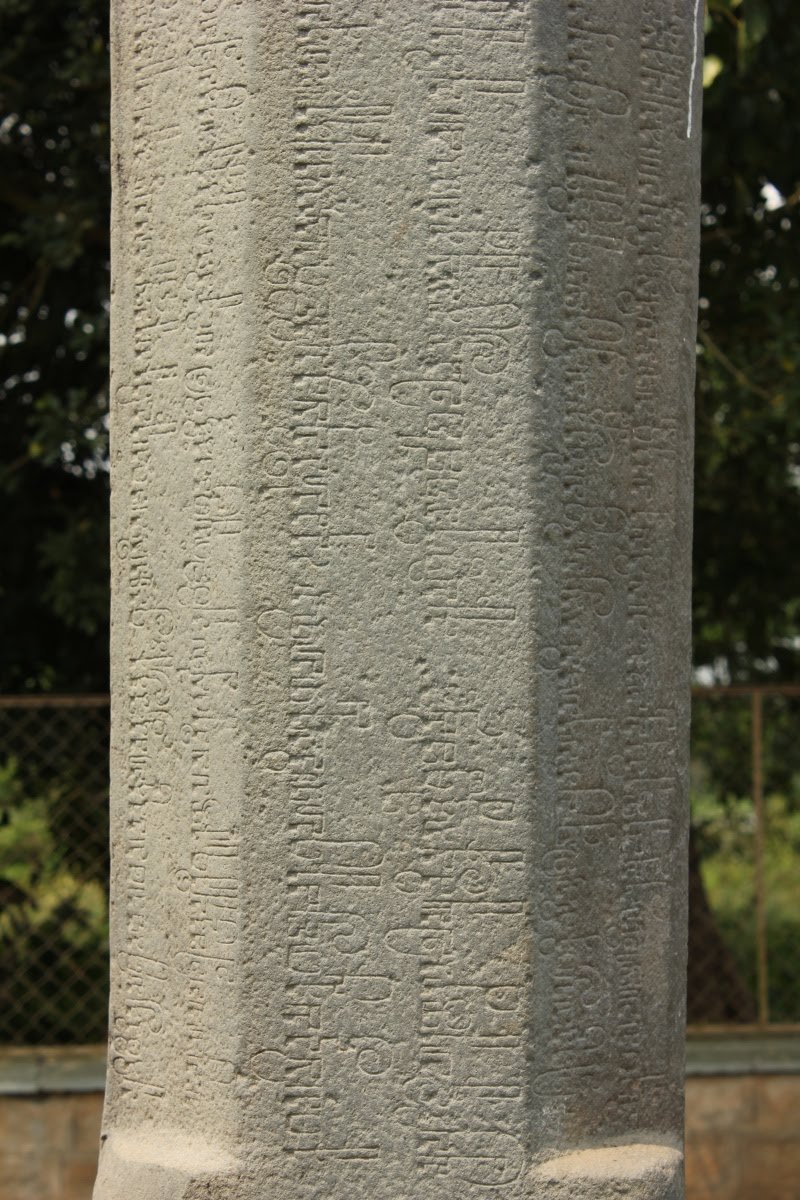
96;2;701;1198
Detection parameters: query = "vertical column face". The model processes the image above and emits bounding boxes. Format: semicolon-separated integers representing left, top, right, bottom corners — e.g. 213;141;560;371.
99;3;700;1200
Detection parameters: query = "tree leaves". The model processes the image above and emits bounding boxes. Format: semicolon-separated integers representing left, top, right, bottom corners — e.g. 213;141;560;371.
695;0;800;680
0;0;109;691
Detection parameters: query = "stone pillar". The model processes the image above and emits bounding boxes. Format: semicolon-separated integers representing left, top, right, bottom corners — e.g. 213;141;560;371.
96;3;701;1198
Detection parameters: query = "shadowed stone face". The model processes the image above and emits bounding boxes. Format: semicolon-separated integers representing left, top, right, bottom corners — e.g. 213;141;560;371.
96;1;701;1197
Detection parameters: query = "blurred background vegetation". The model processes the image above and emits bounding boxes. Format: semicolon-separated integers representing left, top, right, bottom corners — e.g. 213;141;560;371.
0;0;798;1038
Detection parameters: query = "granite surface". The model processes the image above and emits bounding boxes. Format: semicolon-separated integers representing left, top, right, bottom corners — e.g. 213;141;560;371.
97;1;701;1196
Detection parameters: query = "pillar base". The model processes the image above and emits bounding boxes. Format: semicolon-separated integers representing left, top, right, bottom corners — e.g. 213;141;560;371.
531;1144;683;1200
93;1131;240;1200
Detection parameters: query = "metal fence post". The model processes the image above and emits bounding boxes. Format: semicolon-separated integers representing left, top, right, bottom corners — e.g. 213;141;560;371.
752;688;770;1028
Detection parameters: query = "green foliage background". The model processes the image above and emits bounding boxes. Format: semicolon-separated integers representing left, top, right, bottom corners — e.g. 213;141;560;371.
0;0;109;695
2;0;798;692
0;756;107;1042
697;0;800;680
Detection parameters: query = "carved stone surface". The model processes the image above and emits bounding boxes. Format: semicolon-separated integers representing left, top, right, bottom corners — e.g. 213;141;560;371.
96;2;701;1198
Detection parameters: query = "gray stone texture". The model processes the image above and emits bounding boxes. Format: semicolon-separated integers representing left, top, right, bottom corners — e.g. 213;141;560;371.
96;1;701;1197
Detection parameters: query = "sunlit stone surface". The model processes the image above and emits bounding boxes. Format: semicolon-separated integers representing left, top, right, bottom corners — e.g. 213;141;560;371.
96;3;701;1197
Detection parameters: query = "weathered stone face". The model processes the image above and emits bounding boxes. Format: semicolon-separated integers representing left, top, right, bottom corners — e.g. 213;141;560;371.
96;2;700;1197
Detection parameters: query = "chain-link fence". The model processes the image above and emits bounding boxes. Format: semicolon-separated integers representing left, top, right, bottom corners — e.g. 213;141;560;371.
0;696;109;1044
690;686;800;1032
689;686;800;1030
1;690;798;1044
